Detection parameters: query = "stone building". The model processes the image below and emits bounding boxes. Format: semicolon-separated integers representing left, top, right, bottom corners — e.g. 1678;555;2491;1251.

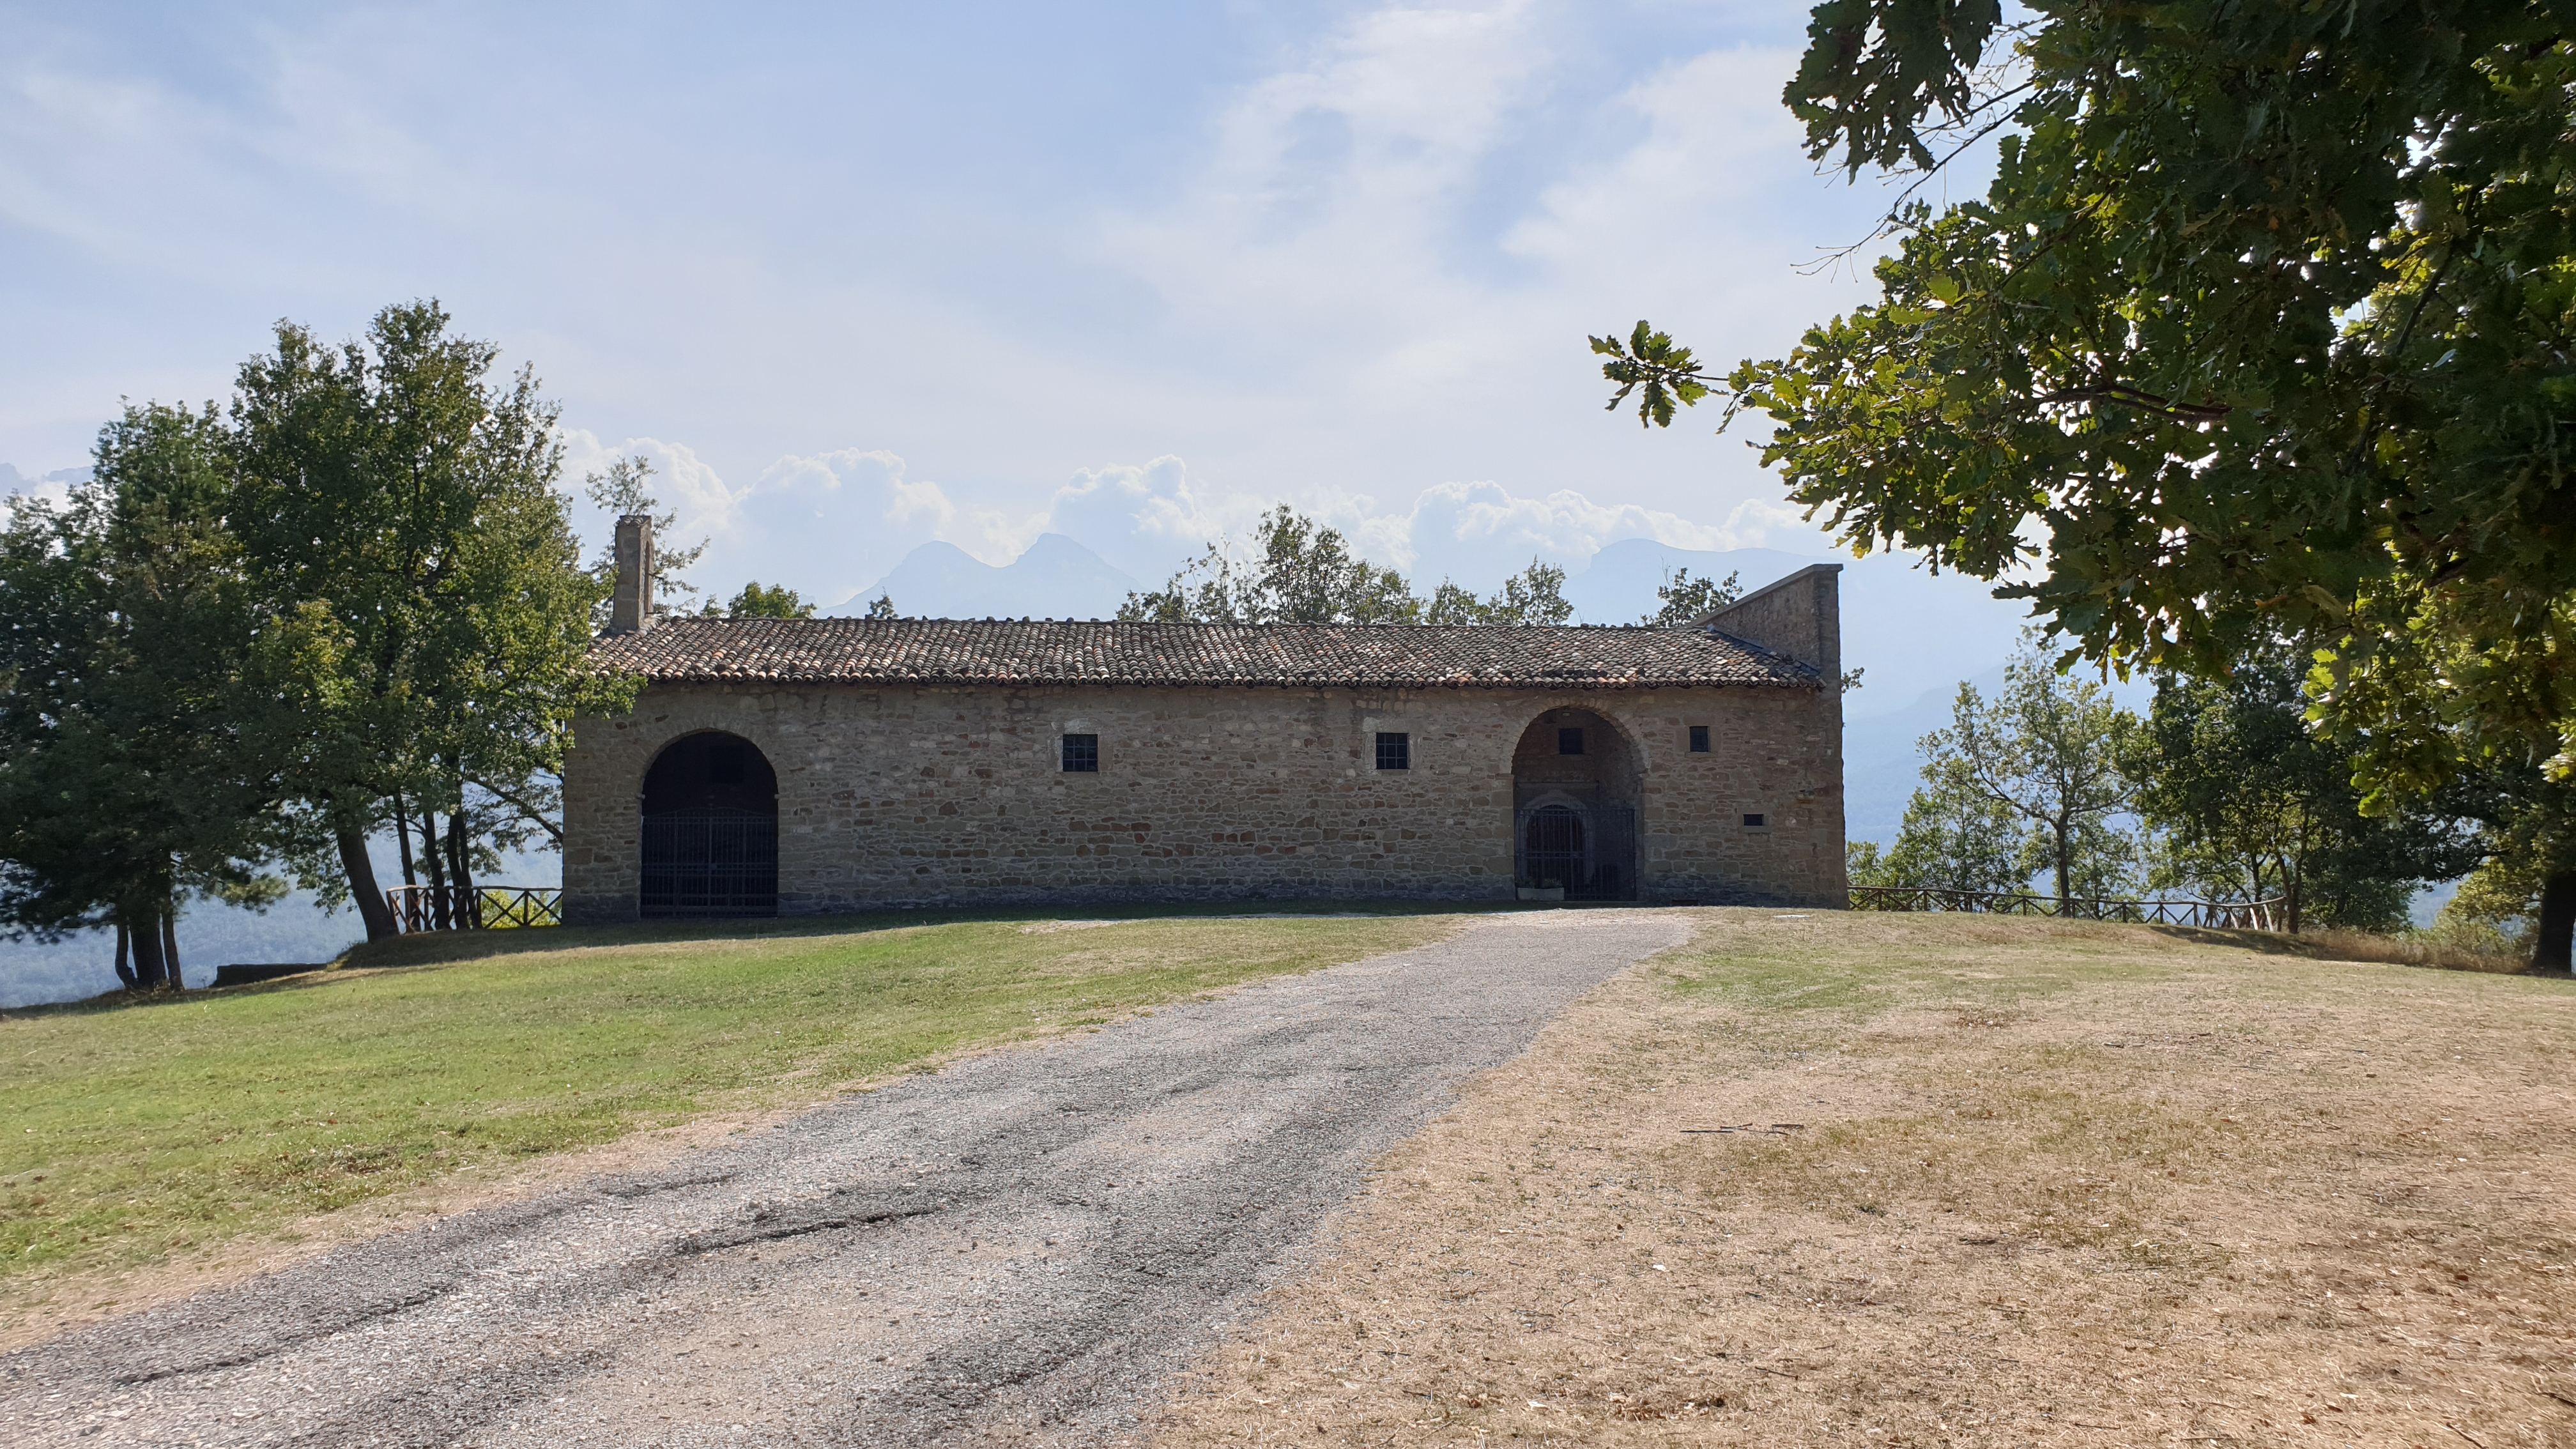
562;519;1847;922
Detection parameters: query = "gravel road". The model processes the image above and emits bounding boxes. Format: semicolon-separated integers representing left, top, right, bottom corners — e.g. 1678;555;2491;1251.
4;909;1689;1448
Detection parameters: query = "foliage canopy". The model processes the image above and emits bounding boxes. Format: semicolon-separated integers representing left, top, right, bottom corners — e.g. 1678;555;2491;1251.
2128;650;2484;930
1119;506;1579;627
1;302;631;961
1603;0;2576;965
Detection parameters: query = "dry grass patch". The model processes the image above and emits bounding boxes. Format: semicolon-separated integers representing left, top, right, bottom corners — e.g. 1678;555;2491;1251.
1151;908;2576;1448
2288;926;2536;975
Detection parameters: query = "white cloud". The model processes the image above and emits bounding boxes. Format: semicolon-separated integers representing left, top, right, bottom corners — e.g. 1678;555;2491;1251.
1386;480;1819;583
558;428;742;547
1039;456;1244;580
1039;463;1827;595
0;463;88;528
553;420;1818;608
1094;1;1551;358
1503;44;1817;277
559;431;1058;608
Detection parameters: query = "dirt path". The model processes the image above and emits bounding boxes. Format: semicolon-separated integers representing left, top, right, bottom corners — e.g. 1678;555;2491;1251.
1146;911;2576;1448
0;909;1689;1448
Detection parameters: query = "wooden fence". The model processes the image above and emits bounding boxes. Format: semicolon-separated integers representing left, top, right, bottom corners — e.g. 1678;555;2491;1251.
1848;884;2284;930
385;885;564;933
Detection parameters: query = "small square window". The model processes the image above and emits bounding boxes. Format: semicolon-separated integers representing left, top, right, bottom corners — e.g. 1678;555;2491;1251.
1743;813;1767;827
1061;733;1098;772
1376;732;1410;770
1688;724;1710;753
1558;727;1585;756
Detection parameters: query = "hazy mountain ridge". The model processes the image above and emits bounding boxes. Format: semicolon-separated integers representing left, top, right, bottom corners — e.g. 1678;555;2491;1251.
829;533;1139;620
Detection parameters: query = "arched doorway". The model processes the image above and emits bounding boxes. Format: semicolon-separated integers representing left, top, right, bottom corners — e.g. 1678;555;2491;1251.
1510;708;1639;901
639;732;779;917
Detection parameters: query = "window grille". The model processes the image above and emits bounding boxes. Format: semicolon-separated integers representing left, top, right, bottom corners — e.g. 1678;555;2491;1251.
640;809;778;917
1689;724;1710;753
1062;733;1098;772
1744;813;1767;827
1376;732;1409;770
1514;804;1637;901
1557;726;1584;756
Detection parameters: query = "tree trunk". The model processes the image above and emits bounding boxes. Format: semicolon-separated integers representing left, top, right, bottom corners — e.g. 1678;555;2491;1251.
126;905;168;990
2534;869;2575;976
394;791;417;887
419;807;450;930
114;922;134;990
2055;822;2073;916
337;825;397;942
446;804;478;928
162;898;183;990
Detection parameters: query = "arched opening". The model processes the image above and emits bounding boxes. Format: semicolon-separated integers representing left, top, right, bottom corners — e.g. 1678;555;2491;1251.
639;732;778;917
1510;708;1639;901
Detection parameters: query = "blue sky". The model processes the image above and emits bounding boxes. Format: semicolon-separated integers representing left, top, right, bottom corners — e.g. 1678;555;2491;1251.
0;2;2008;609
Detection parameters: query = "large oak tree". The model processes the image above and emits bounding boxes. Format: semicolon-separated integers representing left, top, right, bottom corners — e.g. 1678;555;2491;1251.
1598;1;2576;968
228;302;629;940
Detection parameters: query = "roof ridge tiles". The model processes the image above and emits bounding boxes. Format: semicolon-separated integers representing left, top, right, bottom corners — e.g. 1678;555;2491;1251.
592;617;1819;690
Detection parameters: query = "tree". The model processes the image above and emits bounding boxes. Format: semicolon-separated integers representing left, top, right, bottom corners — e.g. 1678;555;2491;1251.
2329;590;2576;965
1425;558;1575;625
2127;652;2482;931
1120;506;1421;624
583;456;706;622
2435;841;2555;951
864;593;899;620
1639;567;1741;629
0;404;289;988
2419;756;2576;950
1121;511;1595;627
718;582;815;618
1846;838;1894;887
1914;641;2140;907
1873;767;2028;895
1595;2;2576;969
228;300;630;940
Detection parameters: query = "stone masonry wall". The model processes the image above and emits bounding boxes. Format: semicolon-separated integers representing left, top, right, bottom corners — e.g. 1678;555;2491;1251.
560;681;1844;921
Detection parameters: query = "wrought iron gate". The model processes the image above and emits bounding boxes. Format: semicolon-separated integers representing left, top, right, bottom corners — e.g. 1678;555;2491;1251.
1514;804;1637;901
640;808;778;917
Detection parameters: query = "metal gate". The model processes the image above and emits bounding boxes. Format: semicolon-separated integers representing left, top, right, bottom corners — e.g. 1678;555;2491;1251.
640;809;778;917
1515;804;1637;901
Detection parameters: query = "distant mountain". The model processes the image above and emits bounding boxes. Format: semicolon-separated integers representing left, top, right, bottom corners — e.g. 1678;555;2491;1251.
831;533;1139;620
1841;664;2156;850
1561;539;1823;626
1841;672;1993;847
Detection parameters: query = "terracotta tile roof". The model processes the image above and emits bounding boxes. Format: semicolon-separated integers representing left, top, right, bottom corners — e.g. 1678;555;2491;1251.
588;617;1821;689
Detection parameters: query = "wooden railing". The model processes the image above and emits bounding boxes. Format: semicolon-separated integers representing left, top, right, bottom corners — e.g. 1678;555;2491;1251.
1849;884;2284;931
385;885;564;933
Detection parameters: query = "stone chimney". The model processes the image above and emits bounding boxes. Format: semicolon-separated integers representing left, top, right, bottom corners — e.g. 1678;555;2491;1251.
1699;563;1841;685
610;514;656;634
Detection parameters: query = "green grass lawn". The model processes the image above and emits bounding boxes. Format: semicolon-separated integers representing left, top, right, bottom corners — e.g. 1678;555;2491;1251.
0;908;1456;1301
